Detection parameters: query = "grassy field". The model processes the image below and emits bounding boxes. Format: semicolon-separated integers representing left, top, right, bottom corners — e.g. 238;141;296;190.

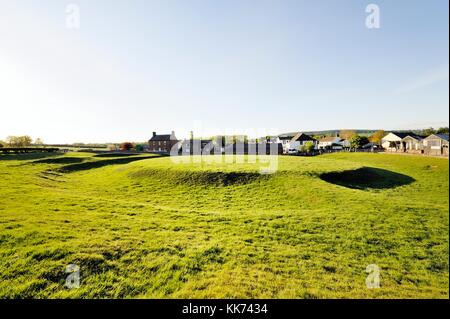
0;152;448;298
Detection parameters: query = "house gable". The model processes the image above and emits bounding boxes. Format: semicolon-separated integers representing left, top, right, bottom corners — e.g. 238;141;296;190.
319;136;341;144
382;132;403;142
148;131;179;153
402;135;423;143
425;134;449;142
290;133;316;143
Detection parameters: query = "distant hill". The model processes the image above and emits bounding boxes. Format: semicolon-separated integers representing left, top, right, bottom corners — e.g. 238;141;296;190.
278;130;380;138
304;130;377;136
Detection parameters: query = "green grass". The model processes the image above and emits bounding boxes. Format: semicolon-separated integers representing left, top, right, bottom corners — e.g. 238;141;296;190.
0;152;448;298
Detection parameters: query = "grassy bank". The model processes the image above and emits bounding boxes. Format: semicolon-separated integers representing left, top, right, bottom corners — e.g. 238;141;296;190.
0;152;448;298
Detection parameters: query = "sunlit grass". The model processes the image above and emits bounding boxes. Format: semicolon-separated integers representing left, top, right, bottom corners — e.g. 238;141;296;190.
0;152;448;298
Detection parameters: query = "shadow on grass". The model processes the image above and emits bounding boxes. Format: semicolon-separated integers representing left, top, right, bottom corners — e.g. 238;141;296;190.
129;168;271;186
0;152;60;161
319;167;415;190
33;157;85;164
93;153;141;158
177;171;269;186
56;155;164;173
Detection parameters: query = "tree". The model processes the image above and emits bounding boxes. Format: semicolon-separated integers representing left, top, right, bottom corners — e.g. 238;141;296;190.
6;135;32;147
350;135;369;149
34;138;44;145
6;136;17;147
0;140;5;148
422;127;436;136
107;144;118;151
135;144;144;152
312;135;324;140
368;130;385;145
436;127;449;134
303;141;315;153
120;142;134;151
339;130;357;140
20;136;32;147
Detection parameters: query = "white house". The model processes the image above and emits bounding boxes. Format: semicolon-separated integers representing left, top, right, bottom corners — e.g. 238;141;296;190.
402;135;424;152
276;132;297;153
275;132;318;153
318;137;350;150
288;133;318;152
381;132;422;151
424;134;449;156
381;132;406;150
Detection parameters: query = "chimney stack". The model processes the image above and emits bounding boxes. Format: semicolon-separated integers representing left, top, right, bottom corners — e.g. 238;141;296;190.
152;132;156;137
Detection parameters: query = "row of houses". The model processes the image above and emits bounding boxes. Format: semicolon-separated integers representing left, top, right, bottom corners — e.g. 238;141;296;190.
147;131;449;156
381;132;449;156
148;131;283;155
278;131;449;156
276;133;352;153
147;131;353;154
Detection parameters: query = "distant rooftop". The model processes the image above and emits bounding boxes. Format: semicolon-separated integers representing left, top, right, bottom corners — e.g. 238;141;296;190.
430;133;449;141
278;132;298;139
291;133;316;142
149;131;178;141
390;131;424;139
319;136;342;142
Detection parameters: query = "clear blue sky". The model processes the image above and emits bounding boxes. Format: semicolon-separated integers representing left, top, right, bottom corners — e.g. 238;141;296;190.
0;0;448;143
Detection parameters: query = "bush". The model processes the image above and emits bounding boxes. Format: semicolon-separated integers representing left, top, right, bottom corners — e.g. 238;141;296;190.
350;135;369;149
6;135;33;147
368;130;385;145
120;142;134;151
304;141;315;153
107;144;118;151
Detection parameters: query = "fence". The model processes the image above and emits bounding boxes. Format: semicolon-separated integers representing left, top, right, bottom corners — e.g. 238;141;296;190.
1;147;59;154
290;148;383;157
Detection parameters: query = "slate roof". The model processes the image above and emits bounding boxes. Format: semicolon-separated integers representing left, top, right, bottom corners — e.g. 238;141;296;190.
150;135;170;141
426;133;449;141
402;135;424;141
149;132;178;142
388;131;424;140
319;136;341;143
290;133;316;142
278;132;298;140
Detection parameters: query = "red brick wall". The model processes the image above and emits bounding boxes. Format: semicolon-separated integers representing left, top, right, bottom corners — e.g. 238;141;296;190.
148;140;178;152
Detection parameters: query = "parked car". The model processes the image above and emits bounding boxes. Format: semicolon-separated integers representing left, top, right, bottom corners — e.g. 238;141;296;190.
288;148;298;154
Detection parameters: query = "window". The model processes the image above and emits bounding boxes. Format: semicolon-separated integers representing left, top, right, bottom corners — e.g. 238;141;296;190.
428;140;440;147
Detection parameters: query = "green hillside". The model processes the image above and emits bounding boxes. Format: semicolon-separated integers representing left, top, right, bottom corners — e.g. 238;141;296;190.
0;152;448;298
